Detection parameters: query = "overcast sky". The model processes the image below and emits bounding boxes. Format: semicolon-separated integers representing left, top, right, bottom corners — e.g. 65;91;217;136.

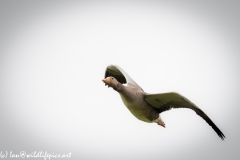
0;1;240;160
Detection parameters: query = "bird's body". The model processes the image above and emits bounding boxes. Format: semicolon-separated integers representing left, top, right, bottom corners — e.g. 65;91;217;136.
117;84;159;122
102;64;225;140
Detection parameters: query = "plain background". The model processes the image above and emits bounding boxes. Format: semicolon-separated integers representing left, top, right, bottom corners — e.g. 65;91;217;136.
0;0;240;160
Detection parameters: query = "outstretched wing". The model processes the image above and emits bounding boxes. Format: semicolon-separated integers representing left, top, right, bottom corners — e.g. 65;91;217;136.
104;64;141;89
145;92;225;140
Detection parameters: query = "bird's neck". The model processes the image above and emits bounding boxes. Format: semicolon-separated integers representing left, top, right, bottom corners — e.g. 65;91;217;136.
113;82;124;92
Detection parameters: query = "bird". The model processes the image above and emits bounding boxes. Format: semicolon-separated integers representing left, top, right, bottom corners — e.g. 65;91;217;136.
102;64;225;140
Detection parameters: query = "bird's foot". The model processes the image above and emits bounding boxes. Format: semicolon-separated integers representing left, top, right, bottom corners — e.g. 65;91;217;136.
157;119;165;128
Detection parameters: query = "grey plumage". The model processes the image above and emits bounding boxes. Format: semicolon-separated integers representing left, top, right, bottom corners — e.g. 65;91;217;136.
103;64;225;140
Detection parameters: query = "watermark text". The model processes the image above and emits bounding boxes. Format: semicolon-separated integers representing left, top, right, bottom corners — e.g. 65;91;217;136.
0;151;71;160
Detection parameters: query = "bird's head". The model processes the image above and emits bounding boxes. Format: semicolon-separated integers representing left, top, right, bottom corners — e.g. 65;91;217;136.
102;76;119;89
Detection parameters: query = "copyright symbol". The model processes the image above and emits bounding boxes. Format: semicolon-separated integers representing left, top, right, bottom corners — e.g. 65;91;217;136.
20;151;26;158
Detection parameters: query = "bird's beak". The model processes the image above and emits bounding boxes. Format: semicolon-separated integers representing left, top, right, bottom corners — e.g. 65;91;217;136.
102;77;111;87
102;78;107;83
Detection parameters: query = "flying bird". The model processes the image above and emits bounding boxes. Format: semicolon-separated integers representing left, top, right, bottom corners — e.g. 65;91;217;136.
102;64;225;140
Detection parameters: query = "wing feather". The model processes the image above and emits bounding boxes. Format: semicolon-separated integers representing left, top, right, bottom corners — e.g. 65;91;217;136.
145;92;225;140
104;64;141;89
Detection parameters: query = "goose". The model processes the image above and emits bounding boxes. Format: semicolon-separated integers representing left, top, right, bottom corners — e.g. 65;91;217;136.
102;64;225;140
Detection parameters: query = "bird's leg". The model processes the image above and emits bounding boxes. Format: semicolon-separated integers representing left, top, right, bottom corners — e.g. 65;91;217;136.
156;106;173;127
155;116;165;128
157;119;165;128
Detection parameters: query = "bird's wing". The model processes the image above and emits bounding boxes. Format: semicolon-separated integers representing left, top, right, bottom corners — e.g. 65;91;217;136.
145;92;225;140
104;64;141;89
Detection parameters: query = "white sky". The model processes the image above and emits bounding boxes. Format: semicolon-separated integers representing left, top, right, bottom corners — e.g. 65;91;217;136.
0;1;240;160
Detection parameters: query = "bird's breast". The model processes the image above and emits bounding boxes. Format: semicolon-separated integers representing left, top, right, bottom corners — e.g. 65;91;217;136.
119;92;158;122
